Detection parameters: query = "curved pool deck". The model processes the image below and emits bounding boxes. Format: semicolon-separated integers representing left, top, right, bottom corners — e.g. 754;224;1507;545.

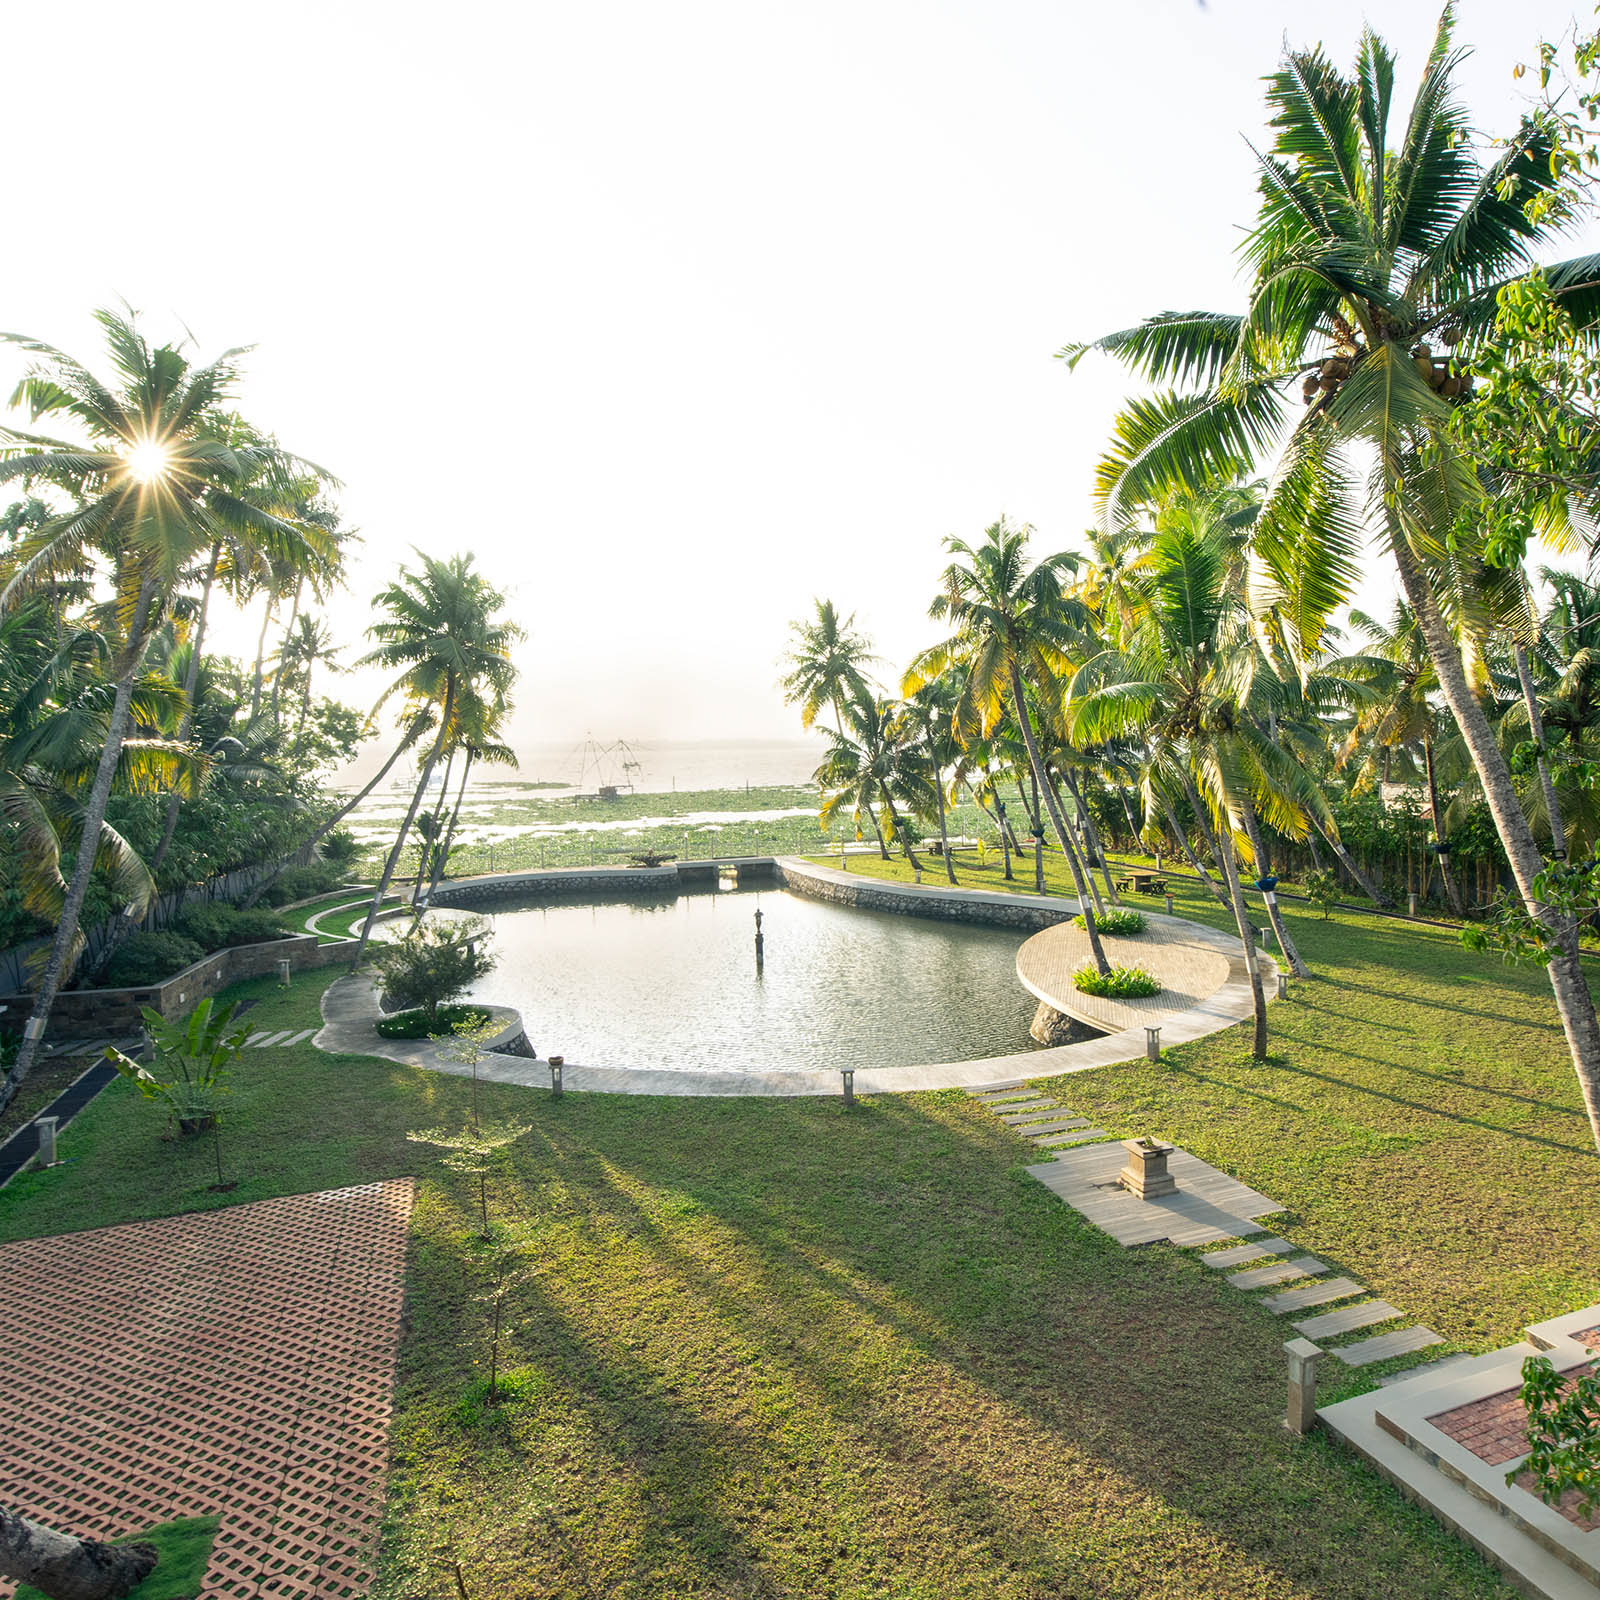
315;857;1277;1096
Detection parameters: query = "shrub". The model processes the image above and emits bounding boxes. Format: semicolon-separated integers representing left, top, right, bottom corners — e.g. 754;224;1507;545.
376;1003;491;1040
1078;908;1146;936
1304;869;1342;920
370;916;495;1026
1073;964;1161;1000
259;862;345;907
320;828;360;866
175;903;290;951
103;931;207;987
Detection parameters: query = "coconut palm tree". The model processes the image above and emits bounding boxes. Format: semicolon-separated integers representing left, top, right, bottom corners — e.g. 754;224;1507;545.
1343;603;1465;913
901;675;964;882
814;686;931;870
905;517;1112;975
427;685;518;894
350;552;521;965
1064;17;1600;1140
280;612;343;757
0;309;333;1096
1067;517;1333;1054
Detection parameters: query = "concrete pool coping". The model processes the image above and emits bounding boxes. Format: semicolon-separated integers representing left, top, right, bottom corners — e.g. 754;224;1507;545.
315;856;1276;1096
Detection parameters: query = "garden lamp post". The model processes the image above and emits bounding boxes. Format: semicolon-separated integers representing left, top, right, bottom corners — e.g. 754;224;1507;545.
548;1054;564;1095
1144;1025;1160;1062
841;1067;855;1107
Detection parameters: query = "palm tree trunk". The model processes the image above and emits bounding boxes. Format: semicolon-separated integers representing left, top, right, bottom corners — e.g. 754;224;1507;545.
991;795;1015;880
1392;536;1600;1150
1064;769;1119;906
1158;792;1229;906
1026;774;1045;892
1314;816;1394;906
860;796;890;859
419;749;456;890
1216;829;1268;1061
0;579;158;1112
431;751;475;892
1051;771;1107;915
1008;663;1110;975
248;595;275;725
1117;786;1141;850
240;727;422;908
353;686;455;968
292;663;315;758
878;787;922;871
1239;808;1310;977
1515;642;1565;858
150;541;222;877
935;774;957;884
0;1504;157;1600
1424;735;1465;916
269;577;303;737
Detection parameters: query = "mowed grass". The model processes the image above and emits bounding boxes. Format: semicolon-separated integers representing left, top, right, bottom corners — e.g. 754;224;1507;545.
1;869;1590;1596
828;849;1600;1353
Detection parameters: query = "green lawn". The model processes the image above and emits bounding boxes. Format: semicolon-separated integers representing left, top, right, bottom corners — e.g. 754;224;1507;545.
2;859;1593;1597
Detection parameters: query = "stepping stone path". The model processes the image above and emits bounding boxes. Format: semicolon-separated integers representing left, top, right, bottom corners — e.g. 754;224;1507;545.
967;1084;1110;1155
975;1087;1455;1379
245;1027;317;1048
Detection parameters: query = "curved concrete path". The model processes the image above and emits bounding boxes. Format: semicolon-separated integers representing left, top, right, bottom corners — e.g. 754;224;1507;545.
314;867;1277;1096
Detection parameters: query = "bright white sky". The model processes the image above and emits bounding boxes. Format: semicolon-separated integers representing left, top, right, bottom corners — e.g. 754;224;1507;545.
5;0;1597;768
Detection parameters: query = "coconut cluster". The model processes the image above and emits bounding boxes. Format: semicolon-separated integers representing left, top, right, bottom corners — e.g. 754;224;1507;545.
1300;313;1472;406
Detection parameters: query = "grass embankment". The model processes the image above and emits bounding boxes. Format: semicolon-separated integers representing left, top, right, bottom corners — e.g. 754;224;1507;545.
0;934;1576;1597
821;848;1600;1356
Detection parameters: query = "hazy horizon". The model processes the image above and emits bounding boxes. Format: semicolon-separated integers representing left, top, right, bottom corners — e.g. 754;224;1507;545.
6;0;1596;762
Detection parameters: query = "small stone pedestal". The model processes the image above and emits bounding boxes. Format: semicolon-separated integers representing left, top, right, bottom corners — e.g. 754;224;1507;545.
1117;1137;1177;1199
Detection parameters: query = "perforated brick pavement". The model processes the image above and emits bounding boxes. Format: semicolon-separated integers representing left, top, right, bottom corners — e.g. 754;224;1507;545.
0;1179;415;1599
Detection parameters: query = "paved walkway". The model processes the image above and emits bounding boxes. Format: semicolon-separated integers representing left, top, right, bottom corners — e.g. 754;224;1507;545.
970;1086;1449;1372
0;1180;415;1600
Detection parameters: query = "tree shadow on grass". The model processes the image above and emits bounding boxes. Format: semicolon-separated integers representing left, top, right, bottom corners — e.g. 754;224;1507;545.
398;1097;1519;1600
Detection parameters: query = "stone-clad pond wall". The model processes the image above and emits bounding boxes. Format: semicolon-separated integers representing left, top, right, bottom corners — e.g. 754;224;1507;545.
774;858;1075;933
429;864;681;909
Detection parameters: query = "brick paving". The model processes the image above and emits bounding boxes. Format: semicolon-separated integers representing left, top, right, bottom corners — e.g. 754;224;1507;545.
0;1179;415;1599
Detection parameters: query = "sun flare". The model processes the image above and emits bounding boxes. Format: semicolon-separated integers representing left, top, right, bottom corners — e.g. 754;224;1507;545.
122;438;172;485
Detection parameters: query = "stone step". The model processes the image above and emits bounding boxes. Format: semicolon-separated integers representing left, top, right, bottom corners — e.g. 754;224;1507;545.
280;1028;316;1047
1261;1276;1366;1314
1017;1118;1091;1137
1227;1255;1327;1291
968;1083;1027;1097
991;1099;1054;1116
1377;1352;1476;1388
1202;1237;1293;1270
995;1106;1069;1124
1292;1300;1403;1339
1333;1325;1444;1367
1037;1127;1110;1151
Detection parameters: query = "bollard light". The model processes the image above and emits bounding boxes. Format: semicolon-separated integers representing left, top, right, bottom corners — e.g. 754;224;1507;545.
35;1114;58;1167
913;866;922;885
841;1067;856;1107
1144;1025;1161;1062
1276;971;1288;1000
1284;1338;1325;1435
1407;891;1417;917
277;959;292;988
549;1055;564;1096
1164;893;1174;915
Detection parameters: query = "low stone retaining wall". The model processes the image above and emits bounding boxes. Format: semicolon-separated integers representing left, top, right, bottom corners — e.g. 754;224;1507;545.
0;935;349;1039
774;858;1075;932
429;864;679;909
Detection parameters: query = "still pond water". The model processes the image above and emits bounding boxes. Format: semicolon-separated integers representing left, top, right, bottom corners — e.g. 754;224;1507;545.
450;883;1039;1073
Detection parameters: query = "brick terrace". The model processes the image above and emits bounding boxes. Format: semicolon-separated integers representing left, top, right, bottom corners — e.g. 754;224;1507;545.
1427;1361;1600;1532
0;1179;415;1599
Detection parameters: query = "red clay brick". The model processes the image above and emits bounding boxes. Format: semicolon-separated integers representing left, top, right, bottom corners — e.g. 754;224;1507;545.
0;1179;414;1599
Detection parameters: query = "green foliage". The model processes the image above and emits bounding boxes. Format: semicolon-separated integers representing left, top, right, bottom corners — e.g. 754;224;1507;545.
174;903;289;952
1460;856;1600;965
1078;907;1146;936
453;1364;547;1427
1304;869;1342;919
320;827;360;865
376;1004;490;1041
1073;963;1160;999
370;916;495;1024
106;996;250;1133
102;931;206;987
1510;1354;1600;1515
258;862;346;906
